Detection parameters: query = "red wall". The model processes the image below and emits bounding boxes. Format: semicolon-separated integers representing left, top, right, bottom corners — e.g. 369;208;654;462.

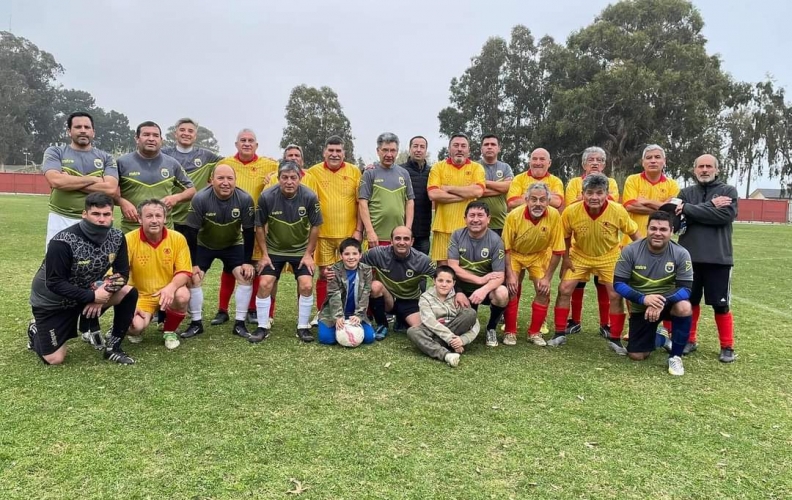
0;173;51;195
737;199;789;223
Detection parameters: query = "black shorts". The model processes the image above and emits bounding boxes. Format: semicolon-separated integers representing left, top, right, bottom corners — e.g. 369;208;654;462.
31;305;83;356
259;254;313;279
196;245;245;274
389;298;420;322
690;263;732;307
626;305;673;354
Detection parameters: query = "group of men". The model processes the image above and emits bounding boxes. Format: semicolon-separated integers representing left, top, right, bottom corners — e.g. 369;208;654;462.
27;111;738;375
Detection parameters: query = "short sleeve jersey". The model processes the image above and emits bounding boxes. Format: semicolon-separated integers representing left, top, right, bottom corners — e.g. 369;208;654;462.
614;239;693;313
622;173;680;239
303;162;361;238
221;154;279;207
125;228;192;298
502;206;566;256
506;172;564;207
427;159;486;234
117;152;194;232
480;160;514;229
186;186;255;250
162;146;224;225
42;145;118;218
562;201;638;259
358;163;415;240
448;228;505;293
361;246;437;300
564;175;621;206
255;185;323;257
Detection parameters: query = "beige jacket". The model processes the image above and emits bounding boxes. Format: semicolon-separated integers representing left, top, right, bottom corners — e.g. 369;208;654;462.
417;286;480;344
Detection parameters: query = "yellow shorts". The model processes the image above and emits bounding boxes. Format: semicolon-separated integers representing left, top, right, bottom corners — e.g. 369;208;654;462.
315;237;345;267
509;251;550;281
136;295;160;315
431;231;451;261
563;250;619;284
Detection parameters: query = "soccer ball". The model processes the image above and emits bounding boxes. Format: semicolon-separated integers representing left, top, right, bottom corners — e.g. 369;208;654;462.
336;321;365;348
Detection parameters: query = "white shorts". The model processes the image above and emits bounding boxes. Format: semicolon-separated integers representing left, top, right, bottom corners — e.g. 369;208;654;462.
46;213;80;250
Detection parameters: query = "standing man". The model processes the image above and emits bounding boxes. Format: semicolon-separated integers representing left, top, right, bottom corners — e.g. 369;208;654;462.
115;121;196;233
400;136;432;255
548;174;639;352
252;161;322;343
501;183;566;346
506;148;564;210
125;199;192;350
211;129;279;326
303;136;364;314
427;133;485;265
180;165;257;340
42;112;119;247
28;193;138;365
447;201;509;347
676;154;738;362
563;146;621;337
479;134;514;236
283;144;305;169
359;132;415;247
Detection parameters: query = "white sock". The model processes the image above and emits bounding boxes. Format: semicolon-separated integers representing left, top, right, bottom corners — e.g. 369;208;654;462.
297;294;313;328
255;296;272;328
188;287;203;321
235;284;253;321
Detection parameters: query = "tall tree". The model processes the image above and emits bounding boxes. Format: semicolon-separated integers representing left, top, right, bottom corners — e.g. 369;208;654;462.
164;124;220;153
280;85;355;166
55;88;136;155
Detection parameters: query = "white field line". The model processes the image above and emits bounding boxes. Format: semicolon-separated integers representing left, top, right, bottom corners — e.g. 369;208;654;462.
731;295;792;320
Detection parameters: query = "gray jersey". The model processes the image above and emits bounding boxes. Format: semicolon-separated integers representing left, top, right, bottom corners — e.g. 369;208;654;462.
358;163;415;240
448;228;505;293
614;239;693;312
162;146;224;224
362;246;436;300
41;145;118;218
256;185;323;257
480;160;514;230
186;186;255;250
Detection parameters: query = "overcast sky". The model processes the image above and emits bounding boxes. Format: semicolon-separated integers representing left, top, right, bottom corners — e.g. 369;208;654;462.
2;0;790;191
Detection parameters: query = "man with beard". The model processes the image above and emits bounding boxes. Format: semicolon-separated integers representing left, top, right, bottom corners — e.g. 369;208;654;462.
506;148;564;211
400;136;432;255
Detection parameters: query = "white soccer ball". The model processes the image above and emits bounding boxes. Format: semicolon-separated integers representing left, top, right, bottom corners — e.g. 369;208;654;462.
336;321;365;348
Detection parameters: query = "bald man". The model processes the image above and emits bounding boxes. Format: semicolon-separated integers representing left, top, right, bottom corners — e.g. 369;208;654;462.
506;148;565;211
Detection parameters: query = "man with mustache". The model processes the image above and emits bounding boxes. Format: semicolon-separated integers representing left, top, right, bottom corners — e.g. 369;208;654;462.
506;148;564;211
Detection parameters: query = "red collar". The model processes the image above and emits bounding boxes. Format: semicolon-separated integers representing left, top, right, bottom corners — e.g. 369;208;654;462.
446;158;472;169
139;227;168;248
641;171;667;185
323;161;344;172
528;171;551;180
523;207;547;224
235;153;259;165
584;200;609;220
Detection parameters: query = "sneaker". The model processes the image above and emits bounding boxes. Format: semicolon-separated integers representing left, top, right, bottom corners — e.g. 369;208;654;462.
127;334;144;344
81;330;105;350
180;321;204;339
528;334;547;346
210;310;230;326
27;320;36;350
103;347;135;365
683;342;698;355
565;320;581;335
540;321;549;335
546;334;567;347
233;321;251;339
607;340;627;356
374;325;388;341
296;328;314;343
598;325;611;339
658;330;672;353
485;329;498;347
246;310;258;324
667;355;685;376
163;332;180;350
719;347;736;363
444;352;460;368
248;327;271;343
310;313;319;328
502;333;517;346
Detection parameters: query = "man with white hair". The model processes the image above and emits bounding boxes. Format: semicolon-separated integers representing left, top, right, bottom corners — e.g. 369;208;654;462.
622;145;680;244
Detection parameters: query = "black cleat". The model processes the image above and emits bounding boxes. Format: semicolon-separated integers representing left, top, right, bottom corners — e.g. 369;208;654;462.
180;321;204;339
27;320;36;350
719;347;736;363
682;342;698;355
210;310;230;326
246;310;258;324
598;324;611;339
248;327;271;343
233;321;251;339
565;319;582;335
103;347;135;365
296;328;314;343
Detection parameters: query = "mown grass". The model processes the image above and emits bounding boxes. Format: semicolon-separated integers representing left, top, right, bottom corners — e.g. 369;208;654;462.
0;195;790;499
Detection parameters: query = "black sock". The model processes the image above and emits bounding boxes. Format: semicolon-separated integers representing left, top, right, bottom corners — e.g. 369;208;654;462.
79;315;100;333
487;305;505;330
111;288;138;339
370;296;388;327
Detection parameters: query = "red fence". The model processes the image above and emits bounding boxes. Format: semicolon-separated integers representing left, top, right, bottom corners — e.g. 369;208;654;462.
736;199;790;223
0;172;51;195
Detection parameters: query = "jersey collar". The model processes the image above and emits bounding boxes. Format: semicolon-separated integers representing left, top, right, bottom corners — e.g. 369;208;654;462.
323;161;345;172
523;207;547;224
583;200;609;220
446;158;471;169
235;153;259;165
640;171;667;185
139;227;168;248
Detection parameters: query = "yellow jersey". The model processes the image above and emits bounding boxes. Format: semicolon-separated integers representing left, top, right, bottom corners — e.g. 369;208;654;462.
427;159;486;234
622;172;680;239
220;154;279;206
564;175;620;206
563;201;637;258
506;172;564;207
126;228;192;298
502;206;566;256
303;162;361;238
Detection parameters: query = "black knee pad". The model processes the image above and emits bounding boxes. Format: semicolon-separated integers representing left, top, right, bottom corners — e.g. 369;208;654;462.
713;305;729;315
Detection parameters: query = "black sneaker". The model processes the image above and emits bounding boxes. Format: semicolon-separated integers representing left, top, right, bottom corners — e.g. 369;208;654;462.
233;321;251;339
719;347;736;363
682;342;698;355
246;310;258;324
27;320;36;350
103;347;135;365
296;328;314;343
180;321;204;339
598;325;611;339
565;319;582;335
210;310;230;326
248;327;271;343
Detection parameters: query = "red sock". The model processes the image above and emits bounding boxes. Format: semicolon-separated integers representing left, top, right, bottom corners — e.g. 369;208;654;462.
662;320;672;332
689;305;701;343
609;312;626;339
554;306;570;333
570;288;584;323
163;310;186;332
504;292;520;334
714;312;734;349
529;302;549;335
269;296;277;319
595;283;610;326
247;277;260;312
218;271;236;312
316;278;328;310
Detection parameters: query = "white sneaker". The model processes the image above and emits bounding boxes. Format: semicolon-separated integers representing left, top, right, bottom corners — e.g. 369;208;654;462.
310;313;319;327
528;334;547;346
485;329;498;347
502;333;517;346
127;333;144;344
81;330;105;350
444;352;460;368
546;335;567;347
607;340;627;356
163;332;180;350
668;355;685;376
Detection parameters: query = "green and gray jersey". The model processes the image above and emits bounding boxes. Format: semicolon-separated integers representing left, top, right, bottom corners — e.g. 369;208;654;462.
41;145;118;218
448;228;505;293
255;185;322;257
358;163;415;240
117;151;194;232
361;246;436;300
614;239;693;313
186;186;255;250
480;160;514;230
162;146;223;225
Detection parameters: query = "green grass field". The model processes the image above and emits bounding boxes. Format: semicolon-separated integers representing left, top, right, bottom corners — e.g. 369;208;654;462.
0;194;790;499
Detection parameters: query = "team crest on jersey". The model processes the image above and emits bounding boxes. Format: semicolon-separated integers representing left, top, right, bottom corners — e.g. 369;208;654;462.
481;248;490;258
406;269;415;278
496;170;504;179
665;262;675;273
164;248;171;255
160;168;170;179
108;253;116;263
194;158;203;167
398;176;405;186
94;159;104;169
231;208;240;218
298;206;307;217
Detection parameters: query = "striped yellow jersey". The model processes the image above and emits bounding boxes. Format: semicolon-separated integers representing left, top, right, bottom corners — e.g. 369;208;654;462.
563;201;637;259
506;172;564;207
502;206;566;256
125;228;192;298
427;159;486;234
564;175;620;206
220;154;279;207
303;162;361;238
622;172;680;239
